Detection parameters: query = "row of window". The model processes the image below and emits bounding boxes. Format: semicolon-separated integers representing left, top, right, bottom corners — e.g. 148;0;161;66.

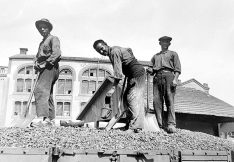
16;66;111;94
14;65;112;117
14;101;71;117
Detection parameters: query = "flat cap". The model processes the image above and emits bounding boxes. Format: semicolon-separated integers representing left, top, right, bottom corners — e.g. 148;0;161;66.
158;36;172;42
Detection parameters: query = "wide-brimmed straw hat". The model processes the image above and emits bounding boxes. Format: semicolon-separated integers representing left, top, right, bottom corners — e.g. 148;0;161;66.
35;18;53;31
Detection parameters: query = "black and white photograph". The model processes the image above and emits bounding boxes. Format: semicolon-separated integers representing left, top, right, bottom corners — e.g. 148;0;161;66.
0;0;234;161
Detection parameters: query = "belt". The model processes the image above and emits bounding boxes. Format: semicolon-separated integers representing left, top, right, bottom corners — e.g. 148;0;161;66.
156;68;173;74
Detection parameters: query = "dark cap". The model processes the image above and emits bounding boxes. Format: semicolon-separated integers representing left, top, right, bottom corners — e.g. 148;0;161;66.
158;36;172;42
35;18;53;31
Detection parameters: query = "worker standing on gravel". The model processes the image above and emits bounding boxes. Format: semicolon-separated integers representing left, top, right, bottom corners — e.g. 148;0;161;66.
147;36;181;133
31;18;61;127
93;40;146;133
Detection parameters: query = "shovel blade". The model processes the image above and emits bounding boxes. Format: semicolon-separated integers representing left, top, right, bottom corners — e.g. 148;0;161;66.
105;115;118;131
20;115;36;128
10;117;26;127
105;111;125;131
144;113;160;132
9;115;36;128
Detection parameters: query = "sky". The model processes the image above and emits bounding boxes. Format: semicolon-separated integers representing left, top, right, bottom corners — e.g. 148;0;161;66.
0;0;234;106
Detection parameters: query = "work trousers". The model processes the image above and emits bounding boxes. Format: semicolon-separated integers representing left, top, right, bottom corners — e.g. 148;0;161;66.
123;73;146;130
153;71;176;128
34;65;59;120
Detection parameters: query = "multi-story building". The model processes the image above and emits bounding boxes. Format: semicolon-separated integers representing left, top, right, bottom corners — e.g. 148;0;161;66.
2;48;113;126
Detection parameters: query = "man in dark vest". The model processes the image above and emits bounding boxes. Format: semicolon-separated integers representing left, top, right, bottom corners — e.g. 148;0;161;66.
31;18;61;127
93;40;146;133
147;36;181;133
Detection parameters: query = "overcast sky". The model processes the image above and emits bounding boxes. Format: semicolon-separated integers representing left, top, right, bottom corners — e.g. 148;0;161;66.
0;0;234;106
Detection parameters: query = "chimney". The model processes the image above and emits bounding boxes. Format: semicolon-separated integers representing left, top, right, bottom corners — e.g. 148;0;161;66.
20;48;28;55
178;79;182;85
203;83;210;93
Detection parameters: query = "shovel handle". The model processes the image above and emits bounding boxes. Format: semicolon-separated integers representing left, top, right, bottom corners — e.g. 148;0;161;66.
146;72;149;112
116;76;127;113
24;72;40;117
105;77;127;131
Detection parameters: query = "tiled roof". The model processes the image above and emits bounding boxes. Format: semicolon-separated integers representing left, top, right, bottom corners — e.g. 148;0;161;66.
146;83;234;118
174;86;234;118
180;78;210;90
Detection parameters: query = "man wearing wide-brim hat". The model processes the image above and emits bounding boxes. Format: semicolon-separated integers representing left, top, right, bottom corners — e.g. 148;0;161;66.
147;36;181;133
31;18;61;127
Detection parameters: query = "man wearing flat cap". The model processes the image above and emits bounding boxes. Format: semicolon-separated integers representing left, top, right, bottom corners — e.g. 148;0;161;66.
147;36;181;133
31;18;61;127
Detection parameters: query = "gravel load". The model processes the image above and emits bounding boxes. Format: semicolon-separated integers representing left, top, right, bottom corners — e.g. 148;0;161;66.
0;127;233;151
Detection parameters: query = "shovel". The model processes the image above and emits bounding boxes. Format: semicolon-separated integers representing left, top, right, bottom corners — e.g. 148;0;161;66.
10;72;40;127
144;72;160;132
105;77;127;131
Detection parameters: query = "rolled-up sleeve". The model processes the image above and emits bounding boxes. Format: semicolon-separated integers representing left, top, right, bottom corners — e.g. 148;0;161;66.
46;36;61;64
150;56;155;67
109;49;124;79
173;52;181;74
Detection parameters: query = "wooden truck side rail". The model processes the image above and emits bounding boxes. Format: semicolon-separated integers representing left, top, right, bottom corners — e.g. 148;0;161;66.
0;147;232;162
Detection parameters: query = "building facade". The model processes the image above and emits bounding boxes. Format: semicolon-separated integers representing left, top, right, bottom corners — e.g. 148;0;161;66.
1;48;113;126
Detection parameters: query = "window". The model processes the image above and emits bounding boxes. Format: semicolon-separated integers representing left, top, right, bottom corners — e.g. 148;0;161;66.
81;68;111;94
89;80;96;94
98;69;105;77
56;69;73;95
18;68;25;75
55;68;73;118
81;80;88;94
14;101;35;116
60;69;72;76
16;66;37;93
56;101;71;117
25;79;32;92
26;66;33;74
90;69;97;77
64;102;71;116
16;79;24;92
56;102;63;116
57;79;65;94
14;101;21;115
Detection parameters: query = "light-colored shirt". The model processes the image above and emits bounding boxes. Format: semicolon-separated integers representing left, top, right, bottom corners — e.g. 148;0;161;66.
150;50;181;74
36;34;61;65
108;46;145;78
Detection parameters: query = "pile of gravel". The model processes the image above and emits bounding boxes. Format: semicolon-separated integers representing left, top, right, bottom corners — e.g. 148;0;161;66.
0;127;233;151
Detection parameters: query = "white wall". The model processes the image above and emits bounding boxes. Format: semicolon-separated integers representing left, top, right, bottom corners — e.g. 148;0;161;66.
3;57;113;126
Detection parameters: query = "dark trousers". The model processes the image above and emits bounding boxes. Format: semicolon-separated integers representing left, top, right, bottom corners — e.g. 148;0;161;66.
123;73;146;130
34;65;59;120
153;71;176;128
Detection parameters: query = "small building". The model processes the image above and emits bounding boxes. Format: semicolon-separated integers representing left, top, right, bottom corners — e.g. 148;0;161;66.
175;79;234;137
77;76;126;128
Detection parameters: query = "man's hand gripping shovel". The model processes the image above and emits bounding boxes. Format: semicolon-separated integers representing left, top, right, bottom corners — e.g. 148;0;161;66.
105;76;127;131
10;72;40;128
